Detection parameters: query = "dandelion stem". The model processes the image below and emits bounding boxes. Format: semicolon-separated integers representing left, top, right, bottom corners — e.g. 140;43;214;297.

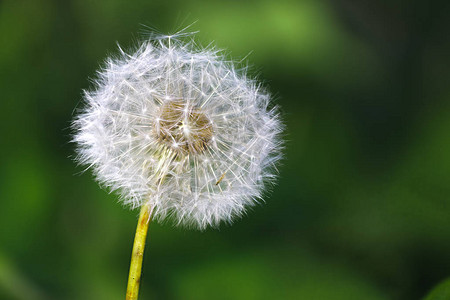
126;203;152;300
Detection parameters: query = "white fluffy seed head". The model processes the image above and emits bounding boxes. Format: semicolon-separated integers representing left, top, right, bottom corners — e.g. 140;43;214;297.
73;34;283;229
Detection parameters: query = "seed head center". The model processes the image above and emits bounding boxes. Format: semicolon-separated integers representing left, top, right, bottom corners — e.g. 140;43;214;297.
155;101;213;154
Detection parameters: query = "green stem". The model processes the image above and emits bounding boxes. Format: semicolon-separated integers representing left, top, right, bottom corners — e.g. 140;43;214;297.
126;203;152;300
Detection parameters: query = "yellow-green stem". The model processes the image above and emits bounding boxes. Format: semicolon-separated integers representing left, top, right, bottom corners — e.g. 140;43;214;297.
126;203;152;300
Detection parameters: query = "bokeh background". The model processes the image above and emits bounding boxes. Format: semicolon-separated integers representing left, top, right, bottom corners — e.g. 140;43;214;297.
1;0;450;299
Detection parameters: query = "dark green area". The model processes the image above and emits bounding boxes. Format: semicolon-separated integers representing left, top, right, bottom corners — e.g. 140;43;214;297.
1;0;450;299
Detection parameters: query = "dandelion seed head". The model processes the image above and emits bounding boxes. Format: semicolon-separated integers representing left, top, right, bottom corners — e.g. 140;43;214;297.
73;33;283;229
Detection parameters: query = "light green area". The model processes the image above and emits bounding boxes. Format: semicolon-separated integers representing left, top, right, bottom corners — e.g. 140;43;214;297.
424;278;450;300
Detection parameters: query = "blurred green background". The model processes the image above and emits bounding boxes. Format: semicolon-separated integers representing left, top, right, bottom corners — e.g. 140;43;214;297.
1;0;450;299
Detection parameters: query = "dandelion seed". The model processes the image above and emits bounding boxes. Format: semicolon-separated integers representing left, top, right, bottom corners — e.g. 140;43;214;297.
73;33;282;229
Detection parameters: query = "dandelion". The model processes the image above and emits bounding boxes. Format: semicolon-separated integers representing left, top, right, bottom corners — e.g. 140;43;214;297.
73;33;283;299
